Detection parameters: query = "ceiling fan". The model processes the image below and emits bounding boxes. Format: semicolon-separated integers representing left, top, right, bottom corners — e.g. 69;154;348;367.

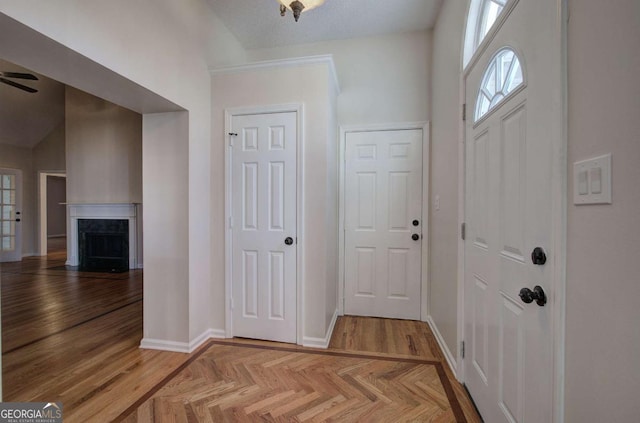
0;71;39;93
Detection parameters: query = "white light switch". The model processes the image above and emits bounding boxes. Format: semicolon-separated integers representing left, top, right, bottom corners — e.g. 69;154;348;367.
590;167;602;194
573;154;612;205
578;170;589;195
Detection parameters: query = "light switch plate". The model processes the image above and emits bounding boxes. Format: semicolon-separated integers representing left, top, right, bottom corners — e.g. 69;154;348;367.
573;153;612;205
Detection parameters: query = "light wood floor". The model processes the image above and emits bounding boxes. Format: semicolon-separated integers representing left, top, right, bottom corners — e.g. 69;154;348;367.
2;250;481;422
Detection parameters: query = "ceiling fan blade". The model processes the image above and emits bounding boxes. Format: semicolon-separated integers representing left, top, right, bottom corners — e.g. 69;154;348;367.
0;77;38;93
0;71;38;80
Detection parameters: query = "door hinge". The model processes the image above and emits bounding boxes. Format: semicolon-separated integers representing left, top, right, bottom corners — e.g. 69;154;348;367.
461;222;466;240
462;103;467;121
229;216;233;229
461;341;465;359
230;297;234;310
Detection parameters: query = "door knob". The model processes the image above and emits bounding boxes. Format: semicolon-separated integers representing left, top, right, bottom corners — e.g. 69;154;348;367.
15;218;21;222
531;247;547;265
412;219;420;226
519;285;547;306
284;237;294;245
411;234;420;241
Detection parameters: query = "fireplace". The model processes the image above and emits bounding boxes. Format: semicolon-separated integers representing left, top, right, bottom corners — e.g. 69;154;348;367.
78;219;129;272
67;203;140;270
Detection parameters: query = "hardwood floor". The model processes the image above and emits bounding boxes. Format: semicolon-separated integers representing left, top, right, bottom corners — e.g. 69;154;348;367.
2;251;481;422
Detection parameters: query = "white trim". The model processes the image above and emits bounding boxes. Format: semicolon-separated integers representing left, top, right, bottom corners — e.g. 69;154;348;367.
552;1;568;422
211;55;340;94
224;103;305;345
208;328;227;339
427;316;457;377
66;203;139;269
140;329;227;353
302;308;338;349
456;75;467;382
139;338;190;353
338;122;430;319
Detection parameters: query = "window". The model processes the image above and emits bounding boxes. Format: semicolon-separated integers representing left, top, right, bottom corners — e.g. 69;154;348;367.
474;48;524;122
463;0;509;67
476;0;506;49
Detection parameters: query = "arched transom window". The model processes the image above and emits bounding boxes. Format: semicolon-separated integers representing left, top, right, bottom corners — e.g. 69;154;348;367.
464;0;508;67
474;47;524;122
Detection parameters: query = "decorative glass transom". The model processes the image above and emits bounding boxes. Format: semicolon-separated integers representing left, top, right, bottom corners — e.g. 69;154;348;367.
463;0;509;68
477;0;507;49
475;48;524;122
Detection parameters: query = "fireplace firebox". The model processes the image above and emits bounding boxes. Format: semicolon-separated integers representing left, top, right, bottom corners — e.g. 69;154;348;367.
78;219;129;272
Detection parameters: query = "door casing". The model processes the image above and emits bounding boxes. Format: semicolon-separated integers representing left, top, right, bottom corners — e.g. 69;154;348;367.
457;1;567;422
224;103;304;344
339;122;430;321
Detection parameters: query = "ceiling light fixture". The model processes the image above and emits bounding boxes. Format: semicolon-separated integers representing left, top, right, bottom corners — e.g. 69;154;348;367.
278;0;325;22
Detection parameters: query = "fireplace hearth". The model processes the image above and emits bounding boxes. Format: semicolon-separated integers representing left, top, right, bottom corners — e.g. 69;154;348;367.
78;219;129;272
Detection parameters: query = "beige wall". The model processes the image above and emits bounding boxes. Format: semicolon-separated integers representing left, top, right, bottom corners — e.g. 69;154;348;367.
211;62;339;341
247;31;431;126
65;87;142;204
565;0;640;421
429;0;468;361
33;122;65;173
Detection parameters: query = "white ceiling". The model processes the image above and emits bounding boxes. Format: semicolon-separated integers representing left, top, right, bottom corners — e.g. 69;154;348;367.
206;0;444;49
0;58;65;148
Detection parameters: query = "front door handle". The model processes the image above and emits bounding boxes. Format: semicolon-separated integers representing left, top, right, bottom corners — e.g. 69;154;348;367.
411;234;420;241
284;237;294;246
519;285;547;306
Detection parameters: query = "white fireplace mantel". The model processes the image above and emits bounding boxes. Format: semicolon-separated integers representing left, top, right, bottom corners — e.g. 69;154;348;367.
67;203;140;269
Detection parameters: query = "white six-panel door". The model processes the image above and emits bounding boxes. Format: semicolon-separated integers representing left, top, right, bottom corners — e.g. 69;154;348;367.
230;112;297;343
463;1;560;421
344;129;423;320
0;168;22;263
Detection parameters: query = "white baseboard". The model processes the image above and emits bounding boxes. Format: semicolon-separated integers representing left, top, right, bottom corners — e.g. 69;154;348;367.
140;328;227;353
302;308;339;349
426;315;458;377
139;338;191;353
208;328;227;339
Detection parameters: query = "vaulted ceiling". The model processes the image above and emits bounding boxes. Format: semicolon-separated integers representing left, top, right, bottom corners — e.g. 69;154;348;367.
0;58;65;148
206;0;443;49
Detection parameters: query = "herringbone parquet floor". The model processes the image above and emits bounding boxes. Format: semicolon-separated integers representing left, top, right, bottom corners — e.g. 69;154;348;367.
119;341;466;422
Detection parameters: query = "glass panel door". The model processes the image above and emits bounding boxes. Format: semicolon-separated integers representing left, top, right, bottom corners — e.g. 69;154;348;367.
0;169;22;262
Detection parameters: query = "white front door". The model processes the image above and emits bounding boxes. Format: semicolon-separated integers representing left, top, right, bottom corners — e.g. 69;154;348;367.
463;1;561;422
230;112;297;343
344;129;423;320
1;168;22;263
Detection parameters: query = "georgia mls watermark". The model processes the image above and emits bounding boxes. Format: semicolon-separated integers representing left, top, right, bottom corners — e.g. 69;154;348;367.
0;403;62;423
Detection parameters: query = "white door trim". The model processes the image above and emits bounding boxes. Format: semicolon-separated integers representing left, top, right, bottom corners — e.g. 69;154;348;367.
456;1;567;421
339;122;430;320
224;103;304;344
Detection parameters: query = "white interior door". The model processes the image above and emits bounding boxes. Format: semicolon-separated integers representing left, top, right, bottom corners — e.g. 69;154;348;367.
1;168;22;262
230;112;297;343
463;1;560;422
344;129;423;320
